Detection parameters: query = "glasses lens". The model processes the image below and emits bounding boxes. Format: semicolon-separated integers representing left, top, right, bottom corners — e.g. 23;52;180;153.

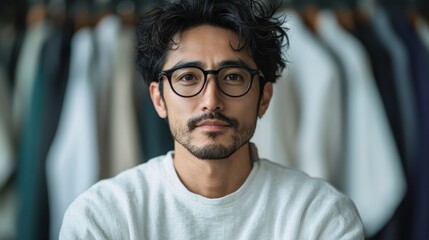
218;67;252;96
171;67;205;96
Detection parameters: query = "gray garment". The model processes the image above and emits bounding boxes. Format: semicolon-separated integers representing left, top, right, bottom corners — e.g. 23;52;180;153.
108;26;142;177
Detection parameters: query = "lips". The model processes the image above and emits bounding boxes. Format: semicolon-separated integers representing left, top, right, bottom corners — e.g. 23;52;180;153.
196;120;230;127
187;112;238;131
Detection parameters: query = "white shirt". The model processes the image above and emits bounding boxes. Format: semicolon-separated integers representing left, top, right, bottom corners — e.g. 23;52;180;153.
46;27;99;240
316;10;406;236
60;144;364;240
253;11;343;183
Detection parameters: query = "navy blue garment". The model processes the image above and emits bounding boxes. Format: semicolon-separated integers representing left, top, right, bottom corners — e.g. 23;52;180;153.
16;23;72;240
7;30;24;93
391;12;429;240
352;12;405;164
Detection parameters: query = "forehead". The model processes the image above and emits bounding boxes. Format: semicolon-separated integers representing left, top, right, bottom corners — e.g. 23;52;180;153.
163;25;256;69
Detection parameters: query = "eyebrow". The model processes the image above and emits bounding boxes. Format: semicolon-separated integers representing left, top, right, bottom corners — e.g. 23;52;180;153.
169;59;254;70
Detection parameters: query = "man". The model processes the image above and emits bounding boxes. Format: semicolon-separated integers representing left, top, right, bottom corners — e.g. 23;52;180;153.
60;0;364;239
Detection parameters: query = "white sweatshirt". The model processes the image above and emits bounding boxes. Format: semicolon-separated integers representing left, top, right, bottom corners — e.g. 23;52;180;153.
60;147;364;240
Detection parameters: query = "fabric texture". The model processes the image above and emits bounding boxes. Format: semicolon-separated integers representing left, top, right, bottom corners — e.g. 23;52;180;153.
415;16;429;51
12;20;50;140
0;67;13;189
92;14;121;173
60;144;364;240
372;8;417;166
316;10;406;236
0;180;16;240
353;14;404;163
253;11;344;185
368;8;417;240
391;13;429;240
35;25;72;240
45;27;99;240
108;26;141;177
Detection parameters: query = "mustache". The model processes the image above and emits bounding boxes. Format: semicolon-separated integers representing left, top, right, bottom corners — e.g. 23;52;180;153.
187;112;238;131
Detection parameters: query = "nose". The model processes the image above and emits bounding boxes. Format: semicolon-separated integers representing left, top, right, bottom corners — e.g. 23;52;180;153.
199;74;224;112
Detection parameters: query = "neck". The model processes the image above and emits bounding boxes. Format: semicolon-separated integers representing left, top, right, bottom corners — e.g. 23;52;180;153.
173;142;253;198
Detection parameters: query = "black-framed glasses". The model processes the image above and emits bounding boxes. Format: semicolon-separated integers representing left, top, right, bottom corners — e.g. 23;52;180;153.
158;65;264;98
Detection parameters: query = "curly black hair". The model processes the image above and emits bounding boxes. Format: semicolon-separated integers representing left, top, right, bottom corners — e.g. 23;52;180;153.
136;0;289;86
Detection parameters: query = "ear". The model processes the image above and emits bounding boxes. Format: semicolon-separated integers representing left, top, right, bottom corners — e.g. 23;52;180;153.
149;82;168;118
258;82;273;118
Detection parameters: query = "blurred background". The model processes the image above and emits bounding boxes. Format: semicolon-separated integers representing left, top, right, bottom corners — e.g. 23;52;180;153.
0;0;428;239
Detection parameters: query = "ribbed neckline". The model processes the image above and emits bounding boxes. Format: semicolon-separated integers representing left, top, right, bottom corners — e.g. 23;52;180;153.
162;143;262;208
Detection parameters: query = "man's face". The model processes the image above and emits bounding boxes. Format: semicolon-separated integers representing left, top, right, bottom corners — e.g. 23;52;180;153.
150;25;271;160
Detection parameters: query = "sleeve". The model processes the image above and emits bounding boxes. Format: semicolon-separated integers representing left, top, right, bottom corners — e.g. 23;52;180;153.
59;186;131;240
59;196;109;240
308;194;365;240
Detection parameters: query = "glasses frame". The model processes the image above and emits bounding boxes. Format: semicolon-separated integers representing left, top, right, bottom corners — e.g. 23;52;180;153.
158;65;265;98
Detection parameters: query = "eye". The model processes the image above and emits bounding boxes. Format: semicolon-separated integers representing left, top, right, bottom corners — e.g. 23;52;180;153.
224;74;242;81
220;68;248;85
171;67;203;85
179;74;198;82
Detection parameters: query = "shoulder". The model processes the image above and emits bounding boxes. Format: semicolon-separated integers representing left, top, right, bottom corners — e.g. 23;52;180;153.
258;159;332;189
258;159;364;239
59;154;168;239
89;155;165;198
71;153;167;205
259;158;357;209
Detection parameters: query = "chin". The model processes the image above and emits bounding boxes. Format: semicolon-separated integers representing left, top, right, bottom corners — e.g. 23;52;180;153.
187;143;236;160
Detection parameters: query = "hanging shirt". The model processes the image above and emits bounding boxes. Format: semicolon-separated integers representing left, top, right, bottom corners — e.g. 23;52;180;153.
45;27;99;240
316;10;406;237
0;42;14;240
0;67;13;189
415;16;429;51
108;26;142;177
92;14;121;174
372;8;417;165
35;25;72;240
12;20;50;140
390;13;429;240
0;179;16;240
253;11;344;184
353;13;405;164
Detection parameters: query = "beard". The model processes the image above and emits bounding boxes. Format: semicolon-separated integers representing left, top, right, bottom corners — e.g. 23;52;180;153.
169;112;256;160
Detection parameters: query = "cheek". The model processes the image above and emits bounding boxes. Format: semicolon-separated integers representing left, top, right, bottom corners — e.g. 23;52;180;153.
229;98;259;121
241;89;260;115
164;95;194;124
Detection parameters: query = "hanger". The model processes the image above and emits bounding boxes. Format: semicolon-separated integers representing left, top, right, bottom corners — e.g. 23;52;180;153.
115;0;137;26
69;1;92;31
26;4;48;28
46;0;69;27
328;0;356;32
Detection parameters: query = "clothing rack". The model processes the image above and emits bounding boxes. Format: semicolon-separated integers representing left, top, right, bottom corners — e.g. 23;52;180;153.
0;1;428;240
